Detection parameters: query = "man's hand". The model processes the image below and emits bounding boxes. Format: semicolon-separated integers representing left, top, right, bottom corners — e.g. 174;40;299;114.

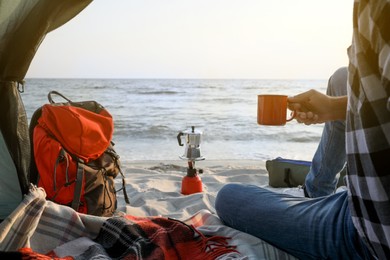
288;89;347;125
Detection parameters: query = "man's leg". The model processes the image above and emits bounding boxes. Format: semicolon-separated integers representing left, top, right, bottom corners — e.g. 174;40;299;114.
304;67;348;198
215;184;371;259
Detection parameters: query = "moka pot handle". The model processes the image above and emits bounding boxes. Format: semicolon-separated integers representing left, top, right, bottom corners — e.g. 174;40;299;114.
177;132;184;146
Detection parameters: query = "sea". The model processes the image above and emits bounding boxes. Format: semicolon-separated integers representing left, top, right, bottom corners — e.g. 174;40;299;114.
21;78;327;163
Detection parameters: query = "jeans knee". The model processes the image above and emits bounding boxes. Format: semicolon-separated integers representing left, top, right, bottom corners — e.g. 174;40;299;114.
216;183;238;209
216;183;247;216
327;67;348;97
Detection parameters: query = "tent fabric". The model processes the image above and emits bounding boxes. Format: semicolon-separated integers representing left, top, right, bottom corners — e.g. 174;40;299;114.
0;130;21;220
0;0;92;81
0;81;31;195
0;0;93;215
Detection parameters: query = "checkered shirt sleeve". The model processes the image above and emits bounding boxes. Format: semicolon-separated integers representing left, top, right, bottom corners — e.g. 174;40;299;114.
346;0;390;258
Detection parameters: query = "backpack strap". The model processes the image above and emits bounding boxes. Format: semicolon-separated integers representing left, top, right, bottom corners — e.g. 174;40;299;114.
48;91;72;104
53;148;71;191
71;162;85;211
118;166;130;204
105;146;130;204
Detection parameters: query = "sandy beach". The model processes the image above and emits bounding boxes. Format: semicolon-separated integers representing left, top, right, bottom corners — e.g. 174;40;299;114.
116;159;268;219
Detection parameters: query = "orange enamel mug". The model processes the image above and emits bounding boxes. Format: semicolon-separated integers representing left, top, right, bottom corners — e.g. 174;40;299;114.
257;94;295;126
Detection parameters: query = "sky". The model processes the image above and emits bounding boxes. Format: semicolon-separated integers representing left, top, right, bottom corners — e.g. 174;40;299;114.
26;0;353;79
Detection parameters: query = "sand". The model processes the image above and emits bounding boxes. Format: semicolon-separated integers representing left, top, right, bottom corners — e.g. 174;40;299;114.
116;159;269;220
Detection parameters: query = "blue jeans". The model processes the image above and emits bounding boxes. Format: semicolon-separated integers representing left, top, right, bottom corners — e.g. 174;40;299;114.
305;67;347;198
215;184;372;259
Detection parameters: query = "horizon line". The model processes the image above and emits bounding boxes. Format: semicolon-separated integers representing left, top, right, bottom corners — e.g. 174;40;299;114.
25;77;327;81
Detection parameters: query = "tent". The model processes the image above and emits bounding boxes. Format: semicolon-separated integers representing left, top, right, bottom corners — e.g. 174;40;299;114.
0;0;92;219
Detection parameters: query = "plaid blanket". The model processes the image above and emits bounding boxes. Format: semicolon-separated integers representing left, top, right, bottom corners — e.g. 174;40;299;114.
0;187;237;259
92;216;237;259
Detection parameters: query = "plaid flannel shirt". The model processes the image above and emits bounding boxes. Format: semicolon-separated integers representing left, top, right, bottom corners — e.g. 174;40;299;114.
346;0;390;258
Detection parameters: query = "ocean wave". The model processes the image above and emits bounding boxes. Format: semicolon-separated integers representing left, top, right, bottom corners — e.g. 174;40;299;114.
136;90;179;95
287;135;321;143
114;124;173;139
201;97;246;104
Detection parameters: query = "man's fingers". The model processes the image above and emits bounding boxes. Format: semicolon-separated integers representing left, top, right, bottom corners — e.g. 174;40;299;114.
295;112;319;125
307;111;315;119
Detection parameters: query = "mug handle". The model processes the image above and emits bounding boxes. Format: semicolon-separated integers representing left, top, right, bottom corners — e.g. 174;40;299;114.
286;111;296;122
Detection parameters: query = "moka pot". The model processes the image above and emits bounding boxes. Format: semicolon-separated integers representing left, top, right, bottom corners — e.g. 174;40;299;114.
177;126;205;161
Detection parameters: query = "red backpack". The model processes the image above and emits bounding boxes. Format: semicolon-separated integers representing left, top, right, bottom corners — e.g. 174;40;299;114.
29;91;129;216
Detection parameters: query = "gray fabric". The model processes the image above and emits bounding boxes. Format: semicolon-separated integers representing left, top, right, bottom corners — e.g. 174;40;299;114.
0;131;21;219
